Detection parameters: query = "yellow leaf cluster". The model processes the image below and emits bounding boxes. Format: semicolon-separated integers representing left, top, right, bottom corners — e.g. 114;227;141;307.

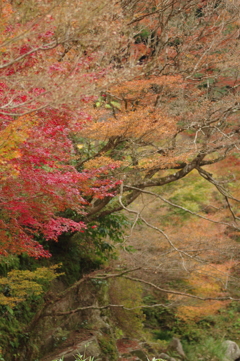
0;114;38;175
0;265;62;308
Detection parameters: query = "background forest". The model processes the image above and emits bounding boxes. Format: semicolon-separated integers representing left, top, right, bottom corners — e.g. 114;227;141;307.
0;0;239;360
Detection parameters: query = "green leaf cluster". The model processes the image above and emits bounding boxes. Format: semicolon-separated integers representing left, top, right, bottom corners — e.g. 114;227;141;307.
183;337;227;361
95;95;121;110
157;170;214;223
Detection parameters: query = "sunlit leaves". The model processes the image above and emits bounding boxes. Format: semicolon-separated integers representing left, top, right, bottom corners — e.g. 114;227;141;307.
0;264;62;308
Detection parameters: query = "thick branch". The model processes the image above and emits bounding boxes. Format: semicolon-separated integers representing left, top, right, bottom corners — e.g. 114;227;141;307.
89;188;142;220
76;136;125;169
88;153;206;219
130;153;206;188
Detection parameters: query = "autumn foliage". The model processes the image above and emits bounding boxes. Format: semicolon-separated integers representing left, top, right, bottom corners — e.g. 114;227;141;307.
0;0;123;257
0;0;239;268
79;0;240;230
0;4;240;360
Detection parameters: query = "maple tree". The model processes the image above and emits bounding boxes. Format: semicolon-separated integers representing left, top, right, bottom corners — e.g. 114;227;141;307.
79;0;240;227
73;0;240;313
0;0;126;258
0;0;239;274
0;1;240;360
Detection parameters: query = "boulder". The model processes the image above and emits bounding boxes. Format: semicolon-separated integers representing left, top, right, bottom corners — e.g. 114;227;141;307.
168;337;186;359
130;349;149;361
223;340;240;361
158;352;178;361
54;336;101;361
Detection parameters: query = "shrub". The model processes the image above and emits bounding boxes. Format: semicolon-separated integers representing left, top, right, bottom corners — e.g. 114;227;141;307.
183;337;227;361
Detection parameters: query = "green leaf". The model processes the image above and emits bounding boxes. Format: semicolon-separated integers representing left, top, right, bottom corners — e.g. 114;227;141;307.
6;306;14;315
105;104;112;109
110;101;121;110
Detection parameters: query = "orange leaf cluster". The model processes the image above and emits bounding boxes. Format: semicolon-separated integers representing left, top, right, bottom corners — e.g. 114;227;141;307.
111;75;183;99
173;262;235;322
84;156;124;170
82;106;176;142
138;152;192;170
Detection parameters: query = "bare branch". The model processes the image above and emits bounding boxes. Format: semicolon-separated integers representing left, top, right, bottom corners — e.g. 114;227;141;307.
197;167;240;204
123;275;237;302
124;185;240;230
0;42;59;70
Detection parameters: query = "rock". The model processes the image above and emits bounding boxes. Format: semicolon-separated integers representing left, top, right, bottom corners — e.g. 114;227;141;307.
223;340;240;361
55;336;101;361
168;338;186;359
130;349;149;361
159;352;177;361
